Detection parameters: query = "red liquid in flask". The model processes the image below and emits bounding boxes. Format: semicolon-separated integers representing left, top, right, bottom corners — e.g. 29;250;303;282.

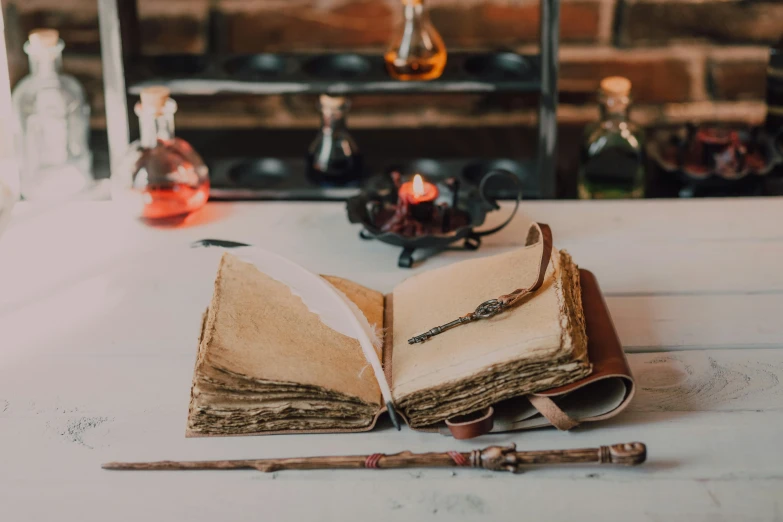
118;88;211;222
125;138;210;221
139;181;210;220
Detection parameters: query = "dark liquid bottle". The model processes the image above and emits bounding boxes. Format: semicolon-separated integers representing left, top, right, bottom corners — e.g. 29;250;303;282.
766;37;783;137
579;77;645;199
307;95;363;187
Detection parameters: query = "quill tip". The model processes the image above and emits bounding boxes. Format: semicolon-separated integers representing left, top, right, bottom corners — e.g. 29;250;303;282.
386;402;402;431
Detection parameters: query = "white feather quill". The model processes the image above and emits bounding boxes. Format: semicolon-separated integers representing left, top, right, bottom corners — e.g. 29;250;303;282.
232;247;401;429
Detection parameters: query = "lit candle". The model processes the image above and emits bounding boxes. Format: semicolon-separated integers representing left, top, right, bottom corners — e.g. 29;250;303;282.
400;174;438;204
398;174;438;221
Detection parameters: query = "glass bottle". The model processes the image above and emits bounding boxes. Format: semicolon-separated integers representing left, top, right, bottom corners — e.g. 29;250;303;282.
578;77;645;199
0;7;18;238
384;0;447;81
12;29;92;201
306;95;363;186
765;36;783;137
113;87;209;220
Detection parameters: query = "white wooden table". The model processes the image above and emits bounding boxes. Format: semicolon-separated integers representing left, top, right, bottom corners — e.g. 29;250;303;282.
1;200;782;521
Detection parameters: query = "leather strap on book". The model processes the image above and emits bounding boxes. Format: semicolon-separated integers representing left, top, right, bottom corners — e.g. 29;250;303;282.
445;407;494;440
498;223;553;308
527;395;580;431
445;223;554;439
408;223;554;345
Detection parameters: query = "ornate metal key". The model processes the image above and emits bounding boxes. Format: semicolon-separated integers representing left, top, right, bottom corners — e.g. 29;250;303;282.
408;299;506;344
407;222;554;345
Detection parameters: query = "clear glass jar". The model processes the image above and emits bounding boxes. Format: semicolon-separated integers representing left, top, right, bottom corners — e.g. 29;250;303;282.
384;0;447;81
578;77;645;199
306;95;363;186
0;9;18;237
12;29;92;201
112;87;209;220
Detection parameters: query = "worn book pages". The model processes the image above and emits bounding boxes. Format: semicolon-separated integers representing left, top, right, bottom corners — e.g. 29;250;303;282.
187;254;384;435
391;242;591;427
188;230;591;435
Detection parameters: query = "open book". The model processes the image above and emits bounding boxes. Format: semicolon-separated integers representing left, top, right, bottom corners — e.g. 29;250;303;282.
187;224;634;438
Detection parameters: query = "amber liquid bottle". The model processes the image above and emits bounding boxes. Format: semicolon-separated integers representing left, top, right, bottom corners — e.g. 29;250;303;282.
385;0;447;81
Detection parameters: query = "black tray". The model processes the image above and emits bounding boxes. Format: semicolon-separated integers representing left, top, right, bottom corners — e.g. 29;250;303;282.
208;157;540;201
126;52;541;96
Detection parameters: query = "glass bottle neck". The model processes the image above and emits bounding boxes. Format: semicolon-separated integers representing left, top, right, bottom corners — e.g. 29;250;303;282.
320;109;347;134
139;111;175;149
600;93;631;121
27;50;62;79
402;0;426;19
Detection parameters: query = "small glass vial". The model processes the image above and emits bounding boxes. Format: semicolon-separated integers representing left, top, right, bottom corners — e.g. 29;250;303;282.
12;29;92;201
113;87;209;220
385;0;447;81
306;95;363;186
578;77;645;199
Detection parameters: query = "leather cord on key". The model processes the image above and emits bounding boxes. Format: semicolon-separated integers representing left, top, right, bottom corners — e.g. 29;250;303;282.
444;223;555;439
497;223;553;308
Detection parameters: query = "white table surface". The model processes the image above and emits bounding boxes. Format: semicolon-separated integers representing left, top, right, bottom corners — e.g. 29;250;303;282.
1;199;782;522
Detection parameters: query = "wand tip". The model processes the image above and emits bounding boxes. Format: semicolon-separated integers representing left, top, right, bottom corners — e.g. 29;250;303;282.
386;402;402;431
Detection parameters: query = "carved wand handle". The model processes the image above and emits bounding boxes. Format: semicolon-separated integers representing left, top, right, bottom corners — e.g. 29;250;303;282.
103;442;646;474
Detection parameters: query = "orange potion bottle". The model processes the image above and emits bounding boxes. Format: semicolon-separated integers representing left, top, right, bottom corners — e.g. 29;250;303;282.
113;87;209;221
385;0;447;81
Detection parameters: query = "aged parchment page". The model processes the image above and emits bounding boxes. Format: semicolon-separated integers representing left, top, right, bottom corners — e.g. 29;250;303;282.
391;241;589;423
187;254;386;435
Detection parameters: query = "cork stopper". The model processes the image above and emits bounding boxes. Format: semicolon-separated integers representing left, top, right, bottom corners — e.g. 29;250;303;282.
319;94;347;109
600;76;632;96
28;29;60;49
140;86;171;116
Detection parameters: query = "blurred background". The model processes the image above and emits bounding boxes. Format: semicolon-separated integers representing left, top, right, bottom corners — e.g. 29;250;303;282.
1;0;780;197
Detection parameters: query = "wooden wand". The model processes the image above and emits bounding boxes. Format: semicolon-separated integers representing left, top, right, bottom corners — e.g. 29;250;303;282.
102;442;646;474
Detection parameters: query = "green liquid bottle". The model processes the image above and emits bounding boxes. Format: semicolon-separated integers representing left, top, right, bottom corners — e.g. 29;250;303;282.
578;77;645;199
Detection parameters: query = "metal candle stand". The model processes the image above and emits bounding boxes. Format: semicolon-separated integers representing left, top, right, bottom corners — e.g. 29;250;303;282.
98;0;561;200
347;170;521;268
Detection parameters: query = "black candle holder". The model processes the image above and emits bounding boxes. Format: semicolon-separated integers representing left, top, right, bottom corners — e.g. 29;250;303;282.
346;170;521;268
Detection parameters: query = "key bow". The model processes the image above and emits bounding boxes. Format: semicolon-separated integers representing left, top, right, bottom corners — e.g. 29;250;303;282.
473;299;504;319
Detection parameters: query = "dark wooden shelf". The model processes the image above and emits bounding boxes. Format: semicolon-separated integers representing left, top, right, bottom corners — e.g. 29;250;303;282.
102;0;559;197
126;52;541;97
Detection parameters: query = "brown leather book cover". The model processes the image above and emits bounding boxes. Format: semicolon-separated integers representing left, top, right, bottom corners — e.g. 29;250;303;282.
425;269;635;438
186;232;634;439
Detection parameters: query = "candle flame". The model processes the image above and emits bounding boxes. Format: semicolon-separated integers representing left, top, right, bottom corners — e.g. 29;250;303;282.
413;174;425;197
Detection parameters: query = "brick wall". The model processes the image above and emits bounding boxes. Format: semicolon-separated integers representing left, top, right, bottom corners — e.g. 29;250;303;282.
1;0;780;175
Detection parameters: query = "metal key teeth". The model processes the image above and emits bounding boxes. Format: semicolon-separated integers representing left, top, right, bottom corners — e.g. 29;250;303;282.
409;332;431;344
411;325;445;343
